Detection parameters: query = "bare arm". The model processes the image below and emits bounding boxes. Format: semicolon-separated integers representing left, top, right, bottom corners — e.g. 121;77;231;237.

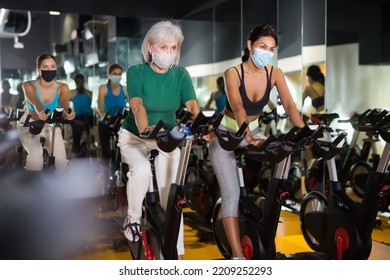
204;92;214;109
184;99;200;117
274;68;304;128
23;81;44;120
130;97;149;133
97;85;107;118
58;82;75;120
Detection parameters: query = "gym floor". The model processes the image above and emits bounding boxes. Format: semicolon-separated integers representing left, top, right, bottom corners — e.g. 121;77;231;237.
70;192;390;260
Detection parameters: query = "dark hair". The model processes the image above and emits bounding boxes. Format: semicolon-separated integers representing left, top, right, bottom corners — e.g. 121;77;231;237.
107;63;123;75
36;53;57;68
107;63;124;84
216;76;224;91
74;73;85;93
1;79;10;88
242;24;278;62
306;65;325;85
35;53;57;79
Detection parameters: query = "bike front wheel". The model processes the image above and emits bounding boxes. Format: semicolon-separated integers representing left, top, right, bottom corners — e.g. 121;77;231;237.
300;191;328;251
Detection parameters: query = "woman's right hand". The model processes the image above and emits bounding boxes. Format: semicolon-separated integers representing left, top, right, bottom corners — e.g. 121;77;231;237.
38;110;50;121
247;138;265;147
246;135;267;147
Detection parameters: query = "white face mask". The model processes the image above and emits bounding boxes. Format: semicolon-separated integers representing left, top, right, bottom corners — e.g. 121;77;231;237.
251;47;274;68
151;51;176;70
110;75;122;84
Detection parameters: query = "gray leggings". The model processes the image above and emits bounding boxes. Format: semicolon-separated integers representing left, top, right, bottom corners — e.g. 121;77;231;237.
209;133;248;217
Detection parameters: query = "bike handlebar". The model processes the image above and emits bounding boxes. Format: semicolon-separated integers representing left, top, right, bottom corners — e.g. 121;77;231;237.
357;108;388;132
312;131;348;160
101;108;129;133
246;124;323;163
140;111;247;153
23;108;81;135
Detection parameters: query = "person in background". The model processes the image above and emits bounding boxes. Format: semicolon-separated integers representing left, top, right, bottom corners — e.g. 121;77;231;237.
0;79;13;114
97;63;127;162
15;82;25;110
205;76;226;114
97;63;127;192
18;53;75;171
208;24;305;260
302;65;325;113
117;20;200;259
70;73;93;158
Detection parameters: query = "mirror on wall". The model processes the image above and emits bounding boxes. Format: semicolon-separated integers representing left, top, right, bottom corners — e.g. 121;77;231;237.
276;0;303;126
276;0;326;119
0;0;278;114
301;0;326;116
5;1;388;125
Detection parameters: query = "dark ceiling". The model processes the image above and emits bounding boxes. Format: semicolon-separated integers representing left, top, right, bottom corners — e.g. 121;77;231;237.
0;0;225;19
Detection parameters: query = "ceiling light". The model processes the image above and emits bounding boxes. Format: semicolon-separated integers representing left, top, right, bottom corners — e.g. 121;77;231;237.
49;11;61;16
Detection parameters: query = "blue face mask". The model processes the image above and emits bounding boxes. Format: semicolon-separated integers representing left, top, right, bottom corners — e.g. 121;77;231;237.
251;47;274;68
110;75;122;84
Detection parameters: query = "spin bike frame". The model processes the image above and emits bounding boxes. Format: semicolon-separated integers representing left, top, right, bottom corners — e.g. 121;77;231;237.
212;124;325;260
301;110;390;259
130;110;248;260
23;108;79;169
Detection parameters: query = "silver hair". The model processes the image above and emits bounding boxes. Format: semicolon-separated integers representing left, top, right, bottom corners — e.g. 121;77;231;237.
141;20;184;65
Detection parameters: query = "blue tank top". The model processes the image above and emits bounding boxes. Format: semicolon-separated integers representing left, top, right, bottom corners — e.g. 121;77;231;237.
225;64;273;116
26;81;60;113
215;91;227;114
103;83;126;116
73;92;93;116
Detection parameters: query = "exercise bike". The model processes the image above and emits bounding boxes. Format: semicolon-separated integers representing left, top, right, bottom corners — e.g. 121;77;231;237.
21;108;82;170
300;110;390;259
128;110;247;260
256;111;305;206
212;123;329;259
184;139;220;229
100;108;129;215
338;109;387;198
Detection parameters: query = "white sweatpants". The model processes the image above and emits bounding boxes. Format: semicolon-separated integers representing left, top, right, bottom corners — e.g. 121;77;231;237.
17;119;67;171
117;128;184;255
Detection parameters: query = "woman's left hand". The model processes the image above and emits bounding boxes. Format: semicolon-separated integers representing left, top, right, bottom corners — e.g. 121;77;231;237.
65;110;76;121
203;131;216;141
247;135;267;147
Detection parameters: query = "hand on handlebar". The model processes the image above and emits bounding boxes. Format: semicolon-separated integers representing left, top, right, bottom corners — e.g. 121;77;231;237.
38;110;50;121
141;125;165;140
143;125;159;134
65;109;75;121
246;135;267;147
203;132;215;141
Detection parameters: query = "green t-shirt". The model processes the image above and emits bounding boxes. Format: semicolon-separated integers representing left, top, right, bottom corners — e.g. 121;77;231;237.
122;63;197;136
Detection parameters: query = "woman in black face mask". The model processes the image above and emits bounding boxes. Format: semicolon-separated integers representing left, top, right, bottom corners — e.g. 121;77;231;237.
17;53;75;171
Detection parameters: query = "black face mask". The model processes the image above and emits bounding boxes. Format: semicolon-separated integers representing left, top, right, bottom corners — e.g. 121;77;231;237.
41;70;57;82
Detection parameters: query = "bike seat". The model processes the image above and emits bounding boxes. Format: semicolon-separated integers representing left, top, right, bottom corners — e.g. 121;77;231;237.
311;113;339;125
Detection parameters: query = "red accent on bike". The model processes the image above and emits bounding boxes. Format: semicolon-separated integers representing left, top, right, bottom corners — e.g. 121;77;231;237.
241;235;252;260
279;191;289;201
380;185;390;195
142;229;154;260
176;199;188;210
311;116;320;123
335;227;349;260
